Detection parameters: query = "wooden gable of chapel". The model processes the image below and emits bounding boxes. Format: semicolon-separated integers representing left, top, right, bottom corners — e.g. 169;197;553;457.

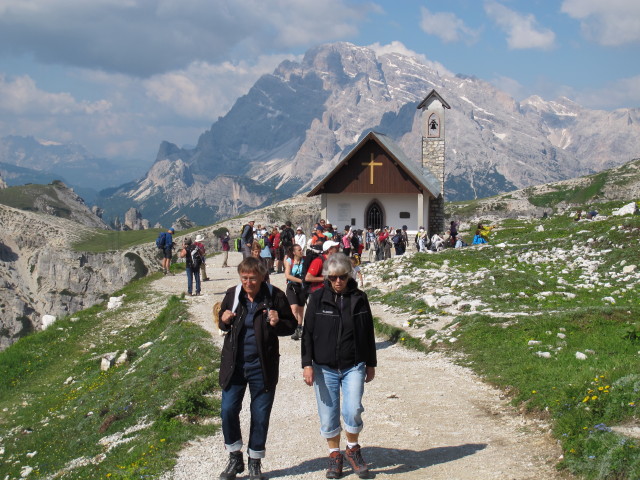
308;132;439;198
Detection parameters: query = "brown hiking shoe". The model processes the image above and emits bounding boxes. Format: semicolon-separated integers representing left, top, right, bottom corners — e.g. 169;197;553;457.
345;444;371;478
326;451;343;479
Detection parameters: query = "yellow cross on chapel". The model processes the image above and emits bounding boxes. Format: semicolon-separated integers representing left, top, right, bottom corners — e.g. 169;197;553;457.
362;154;383;184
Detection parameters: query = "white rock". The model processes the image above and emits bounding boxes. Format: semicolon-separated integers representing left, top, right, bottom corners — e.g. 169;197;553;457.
21;466;33;478
557;333;566;339
436;295;459;307
575;352;587;360
536;225;544;232
107;294;126;310
26;451;37;458
100;353;117;372
41;315;56;330
63;377;73;385
603;296;616;304
448;337;458;343
528;340;541;346
622;265;637;274
139;342;153;350
115;350;131;366
612;202;636;216
536;352;552;358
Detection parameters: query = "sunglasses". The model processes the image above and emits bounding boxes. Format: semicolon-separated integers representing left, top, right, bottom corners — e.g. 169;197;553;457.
328;274;349;282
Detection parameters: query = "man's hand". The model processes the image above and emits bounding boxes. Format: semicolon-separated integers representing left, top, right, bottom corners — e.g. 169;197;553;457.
267;309;279;327
221;310;235;325
365;366;375;383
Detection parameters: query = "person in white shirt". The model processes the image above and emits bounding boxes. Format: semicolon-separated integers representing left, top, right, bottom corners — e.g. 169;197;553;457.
295;226;307;253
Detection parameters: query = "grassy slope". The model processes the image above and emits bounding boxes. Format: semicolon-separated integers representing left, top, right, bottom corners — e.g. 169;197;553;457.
369;201;640;479
0;275;220;479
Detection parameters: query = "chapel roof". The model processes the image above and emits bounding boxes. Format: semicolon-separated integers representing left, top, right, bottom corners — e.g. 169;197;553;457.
417;89;451;110
307;131;440;197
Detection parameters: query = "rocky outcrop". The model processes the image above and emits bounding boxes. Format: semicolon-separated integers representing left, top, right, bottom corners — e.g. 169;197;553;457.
124;207;150;230
0;204;152;350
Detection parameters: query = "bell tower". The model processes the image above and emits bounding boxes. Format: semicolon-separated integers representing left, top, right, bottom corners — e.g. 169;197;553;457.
418;89;450;236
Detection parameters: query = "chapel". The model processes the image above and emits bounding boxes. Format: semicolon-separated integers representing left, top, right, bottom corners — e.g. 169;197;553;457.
308;89;450;236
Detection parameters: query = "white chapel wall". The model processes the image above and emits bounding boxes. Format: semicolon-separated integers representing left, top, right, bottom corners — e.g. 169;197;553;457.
325;193;427;232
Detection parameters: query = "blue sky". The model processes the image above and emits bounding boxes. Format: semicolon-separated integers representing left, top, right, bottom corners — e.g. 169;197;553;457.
0;0;638;164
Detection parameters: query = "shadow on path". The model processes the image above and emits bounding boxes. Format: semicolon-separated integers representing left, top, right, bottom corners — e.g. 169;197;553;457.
265;443;487;478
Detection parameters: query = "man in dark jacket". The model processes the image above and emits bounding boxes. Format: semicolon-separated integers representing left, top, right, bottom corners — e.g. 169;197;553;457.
217;257;297;480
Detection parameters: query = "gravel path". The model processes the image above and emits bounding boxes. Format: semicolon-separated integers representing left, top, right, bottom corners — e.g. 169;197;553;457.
156;252;568;480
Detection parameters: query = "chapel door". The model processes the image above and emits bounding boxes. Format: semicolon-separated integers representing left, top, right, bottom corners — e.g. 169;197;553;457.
366;201;384;230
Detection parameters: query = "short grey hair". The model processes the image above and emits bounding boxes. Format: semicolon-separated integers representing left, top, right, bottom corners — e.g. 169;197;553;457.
323;253;353;277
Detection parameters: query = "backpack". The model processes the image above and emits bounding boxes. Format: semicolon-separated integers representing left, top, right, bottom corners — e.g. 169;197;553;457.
280;228;294;248
392;234;402;245
187;244;203;269
234;238;242;252
300;248;322;294
156;232;167;249
351;234;360;251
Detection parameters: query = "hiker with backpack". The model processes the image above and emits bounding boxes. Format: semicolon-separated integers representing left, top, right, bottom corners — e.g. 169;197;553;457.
304;240;340;294
194;234;209;281
220;231;231;268
240;221;255;259
217;257;297;480
156;227;175;275
284;244;306;340
179;237;203;296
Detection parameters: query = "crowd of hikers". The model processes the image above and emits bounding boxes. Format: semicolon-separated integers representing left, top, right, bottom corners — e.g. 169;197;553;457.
154;217;497;479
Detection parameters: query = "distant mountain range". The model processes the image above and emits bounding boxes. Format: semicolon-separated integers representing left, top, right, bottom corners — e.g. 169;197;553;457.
0;136;150;204
2;42;639;226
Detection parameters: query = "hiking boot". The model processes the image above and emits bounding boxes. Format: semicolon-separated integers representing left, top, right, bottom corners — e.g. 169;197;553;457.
248;457;264;480
291;325;303;341
219;451;244;479
326;451;343;479
345;444;371;478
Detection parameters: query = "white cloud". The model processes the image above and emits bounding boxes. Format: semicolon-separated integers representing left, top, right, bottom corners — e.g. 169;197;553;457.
0;74;110;115
419;7;481;44
561;0;640;46
144;54;298;120
0;0;367;77
484;1;555;50
367;41;454;77
574;75;640;109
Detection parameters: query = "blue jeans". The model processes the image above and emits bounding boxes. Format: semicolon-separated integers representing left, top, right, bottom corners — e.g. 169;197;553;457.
185;266;201;294
221;366;275;458
313;362;366;438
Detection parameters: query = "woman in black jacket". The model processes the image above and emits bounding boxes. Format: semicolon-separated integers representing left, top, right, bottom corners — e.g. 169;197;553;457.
302;253;377;479
217;257;297;480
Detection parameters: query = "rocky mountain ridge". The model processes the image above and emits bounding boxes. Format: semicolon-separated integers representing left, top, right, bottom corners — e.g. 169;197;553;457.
103;42;639;225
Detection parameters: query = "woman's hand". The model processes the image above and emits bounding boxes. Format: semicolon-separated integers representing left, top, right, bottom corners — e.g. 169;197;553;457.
365;366;375;383
303;366;314;386
221;310;236;325
267;309;279;327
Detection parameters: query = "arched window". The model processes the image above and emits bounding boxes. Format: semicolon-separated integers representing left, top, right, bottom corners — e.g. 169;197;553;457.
365;201;384;231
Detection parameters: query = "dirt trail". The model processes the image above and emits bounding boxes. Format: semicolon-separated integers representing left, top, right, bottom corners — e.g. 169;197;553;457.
157;252;567;480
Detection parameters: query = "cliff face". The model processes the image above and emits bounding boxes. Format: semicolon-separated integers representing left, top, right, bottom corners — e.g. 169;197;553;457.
0;204;154;350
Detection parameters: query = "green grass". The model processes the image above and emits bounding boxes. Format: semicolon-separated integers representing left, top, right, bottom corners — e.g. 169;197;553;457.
0;274;220;479
369;211;640;479
72;227;202;253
